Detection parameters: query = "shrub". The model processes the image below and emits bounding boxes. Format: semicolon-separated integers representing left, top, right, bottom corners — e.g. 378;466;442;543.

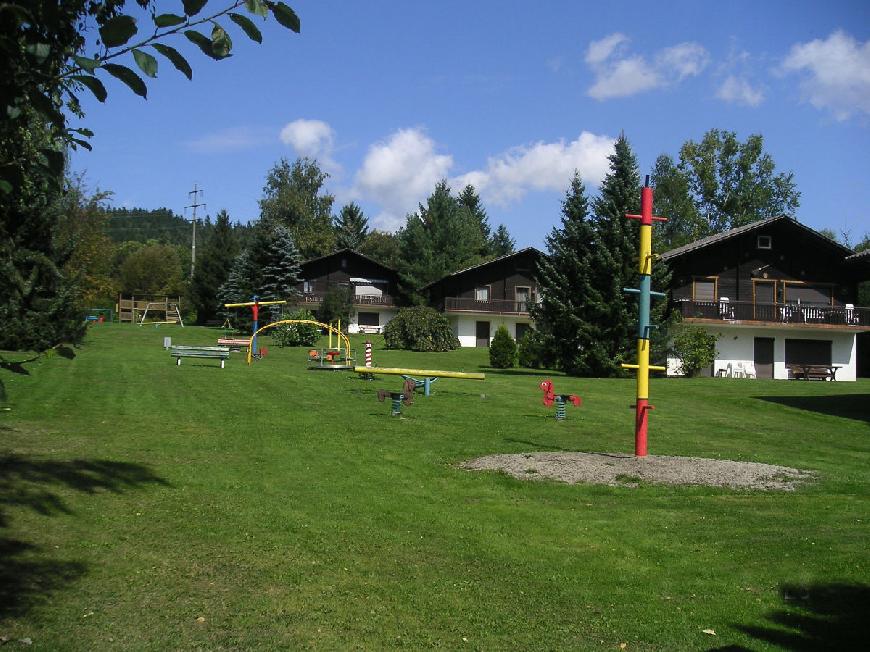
383;306;459;351
272;309;321;347
316;285;353;326
518;328;549;369
671;325;718;377
489;325;517;368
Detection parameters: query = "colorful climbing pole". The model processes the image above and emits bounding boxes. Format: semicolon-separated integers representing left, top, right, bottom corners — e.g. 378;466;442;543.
621;178;668;457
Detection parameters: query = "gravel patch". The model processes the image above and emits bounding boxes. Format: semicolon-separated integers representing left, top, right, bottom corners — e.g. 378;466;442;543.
462;452;815;491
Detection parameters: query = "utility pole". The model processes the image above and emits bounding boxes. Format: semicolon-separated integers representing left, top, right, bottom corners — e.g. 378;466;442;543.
185;184;206;279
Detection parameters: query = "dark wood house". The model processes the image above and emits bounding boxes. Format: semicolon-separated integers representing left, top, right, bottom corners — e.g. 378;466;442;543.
662;215;870;380
294;249;399;333
425;247;544;346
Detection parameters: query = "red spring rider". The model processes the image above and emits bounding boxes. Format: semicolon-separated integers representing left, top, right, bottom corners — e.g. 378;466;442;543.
540;379;581;420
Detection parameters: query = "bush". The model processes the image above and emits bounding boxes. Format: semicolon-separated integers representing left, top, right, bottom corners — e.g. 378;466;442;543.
272;309;321;347
671;325;718;377
518;328;549;369
383;306;459;351
489;325;517;368
316;285;353;326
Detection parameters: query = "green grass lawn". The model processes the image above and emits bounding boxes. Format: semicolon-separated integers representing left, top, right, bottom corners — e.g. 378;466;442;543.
1;325;868;650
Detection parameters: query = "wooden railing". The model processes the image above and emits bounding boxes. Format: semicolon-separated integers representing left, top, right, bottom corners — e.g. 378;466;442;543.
301;292;395;306
676;300;870;327
444;297;533;314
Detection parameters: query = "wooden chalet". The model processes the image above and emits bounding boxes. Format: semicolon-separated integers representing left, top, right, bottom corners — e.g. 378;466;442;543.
662;215;870;380
425;247;544;347
294;249;399;333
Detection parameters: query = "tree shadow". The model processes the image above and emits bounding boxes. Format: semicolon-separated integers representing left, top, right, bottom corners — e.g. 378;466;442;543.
0;454;169;619
710;583;870;651
503;437;574;452
753;394;870;424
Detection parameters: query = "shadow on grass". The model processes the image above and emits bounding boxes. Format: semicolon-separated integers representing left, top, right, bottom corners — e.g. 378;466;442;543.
481;367;563;377
503;437;573;452
0;454;169;619
753;394;870;424
711;583;870;651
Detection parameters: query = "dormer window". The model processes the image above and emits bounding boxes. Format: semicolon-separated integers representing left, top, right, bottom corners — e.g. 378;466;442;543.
757;235;772;250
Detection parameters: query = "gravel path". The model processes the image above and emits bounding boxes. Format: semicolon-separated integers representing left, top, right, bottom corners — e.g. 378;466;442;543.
462;452;815;491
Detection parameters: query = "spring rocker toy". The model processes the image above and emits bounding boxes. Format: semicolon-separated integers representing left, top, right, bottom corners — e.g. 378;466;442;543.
377;378;417;417
540;380;582;420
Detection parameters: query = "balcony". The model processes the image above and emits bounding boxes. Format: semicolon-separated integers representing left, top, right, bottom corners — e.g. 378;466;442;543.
300;292;395;307
676;300;870;329
444;297;533;315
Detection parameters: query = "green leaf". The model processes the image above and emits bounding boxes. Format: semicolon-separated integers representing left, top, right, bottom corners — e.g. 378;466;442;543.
245;0;269;18
39;148;65;177
71;74;107;102
73;55;100;73
152;44;193;80
182;0;209;17
185;30;220;59
154;13;186;28
29;91;65;127
73;128;94;137
25;43;50;63
103;63;147;98
229;13;262;43
6;105;21;120
132;48;158;78
70;138;93;151
210;23;233;58
268;2;300;33
99;15;138;48
0;179;12;195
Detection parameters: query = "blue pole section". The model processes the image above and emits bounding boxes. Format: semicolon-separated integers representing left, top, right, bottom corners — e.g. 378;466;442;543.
252;295;259;357
637;274;651;338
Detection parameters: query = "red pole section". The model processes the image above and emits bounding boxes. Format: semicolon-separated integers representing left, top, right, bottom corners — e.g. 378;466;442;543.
641;186;653;225
635;399;649;457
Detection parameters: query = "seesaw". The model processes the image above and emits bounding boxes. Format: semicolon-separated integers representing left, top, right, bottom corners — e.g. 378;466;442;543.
353;366;485;396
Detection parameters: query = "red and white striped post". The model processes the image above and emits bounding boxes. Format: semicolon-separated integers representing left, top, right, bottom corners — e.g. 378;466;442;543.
365;341;372;368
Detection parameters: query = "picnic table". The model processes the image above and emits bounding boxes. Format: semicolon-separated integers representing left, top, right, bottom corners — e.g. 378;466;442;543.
787;364;841;381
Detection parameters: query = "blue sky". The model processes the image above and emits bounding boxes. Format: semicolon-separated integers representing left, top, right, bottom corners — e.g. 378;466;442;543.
70;0;870;249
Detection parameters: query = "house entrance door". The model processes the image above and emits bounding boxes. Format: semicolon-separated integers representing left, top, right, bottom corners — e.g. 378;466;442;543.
754;337;775;379
475;321;490;347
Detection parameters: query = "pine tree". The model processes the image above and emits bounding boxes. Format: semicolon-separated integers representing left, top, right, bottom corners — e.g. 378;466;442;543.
397;180;488;303
489;224;516;257
334;202;369;250
534;172;609;375
590;135;642;375
190;210;239;324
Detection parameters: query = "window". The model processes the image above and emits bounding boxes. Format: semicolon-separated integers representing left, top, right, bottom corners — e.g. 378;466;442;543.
475;286;490;302
515;322;530;342
515;286;531;310
357;312;379;327
692;277;717;302
303;280;314;294
757;235;772;249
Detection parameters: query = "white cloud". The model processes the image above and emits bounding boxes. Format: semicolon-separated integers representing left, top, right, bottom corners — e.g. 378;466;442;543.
585;33;708;100
452;132;616;205
184;126;268;152
781;30;870;120
354;128;453;231
716;75;764;107
279;119;338;169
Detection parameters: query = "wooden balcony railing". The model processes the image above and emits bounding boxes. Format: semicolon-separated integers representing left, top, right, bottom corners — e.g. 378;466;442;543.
676;300;870;327
444;297;533;314
301;292;395;307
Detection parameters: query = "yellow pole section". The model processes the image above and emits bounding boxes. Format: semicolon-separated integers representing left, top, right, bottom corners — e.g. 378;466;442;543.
637;338;650;399
352;366;485;380
224;300;287;308
245;319;351;364
639;224;652;275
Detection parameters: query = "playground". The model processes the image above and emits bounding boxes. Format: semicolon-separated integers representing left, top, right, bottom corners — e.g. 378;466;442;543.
1;325;868;649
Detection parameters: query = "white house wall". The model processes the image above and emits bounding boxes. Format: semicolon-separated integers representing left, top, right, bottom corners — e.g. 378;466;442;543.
667;323;857;381
452;314;534;347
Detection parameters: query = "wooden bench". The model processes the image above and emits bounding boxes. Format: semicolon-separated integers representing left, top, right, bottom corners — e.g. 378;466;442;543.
788;365;836;381
170;346;230;368
217;338;250;352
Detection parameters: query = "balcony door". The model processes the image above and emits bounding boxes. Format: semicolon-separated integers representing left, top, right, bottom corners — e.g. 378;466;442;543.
753;280;776;320
515;286;531;312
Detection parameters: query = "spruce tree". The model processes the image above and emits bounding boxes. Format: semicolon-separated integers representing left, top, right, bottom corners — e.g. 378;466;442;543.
260;225;302;304
457;184;491;256
190;210;239;324
534;172;609;375
590;135;642;375
489;224;516;257
334;202;369;250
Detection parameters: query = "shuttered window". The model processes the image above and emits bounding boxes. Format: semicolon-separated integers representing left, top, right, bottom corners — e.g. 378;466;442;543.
786;285;831;305
693;279;716;302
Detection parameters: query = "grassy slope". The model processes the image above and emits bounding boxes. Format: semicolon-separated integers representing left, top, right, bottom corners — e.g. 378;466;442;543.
1;325;868;650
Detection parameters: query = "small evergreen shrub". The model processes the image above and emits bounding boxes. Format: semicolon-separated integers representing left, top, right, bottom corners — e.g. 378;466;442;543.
518;328;548;369
272;309;321;347
489;325;517;368
671;325;718;377
316;285;353;326
383;306;459;351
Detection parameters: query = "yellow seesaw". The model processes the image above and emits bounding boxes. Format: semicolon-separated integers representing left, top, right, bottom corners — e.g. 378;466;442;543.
353;366;485;396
